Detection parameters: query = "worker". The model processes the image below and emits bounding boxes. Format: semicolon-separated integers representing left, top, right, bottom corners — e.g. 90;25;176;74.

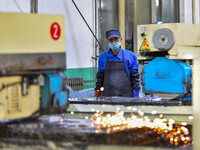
95;29;140;97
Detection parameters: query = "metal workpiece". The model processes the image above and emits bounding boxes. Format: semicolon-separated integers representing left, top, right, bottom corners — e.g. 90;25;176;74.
69;97;183;106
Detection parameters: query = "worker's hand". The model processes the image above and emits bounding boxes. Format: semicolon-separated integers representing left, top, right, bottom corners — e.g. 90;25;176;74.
95;90;101;97
133;89;139;98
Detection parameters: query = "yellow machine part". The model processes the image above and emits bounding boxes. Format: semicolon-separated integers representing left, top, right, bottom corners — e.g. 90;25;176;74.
0;76;40;120
0;13;65;54
137;23;200;60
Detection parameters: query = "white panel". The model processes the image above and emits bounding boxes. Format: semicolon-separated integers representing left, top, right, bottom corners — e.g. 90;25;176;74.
38;0;95;69
0;0;30;13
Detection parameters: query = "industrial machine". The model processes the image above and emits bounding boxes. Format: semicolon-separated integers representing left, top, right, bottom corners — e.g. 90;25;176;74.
0;13;68;120
137;23;198;100
0;19;194;150
66;23;199;126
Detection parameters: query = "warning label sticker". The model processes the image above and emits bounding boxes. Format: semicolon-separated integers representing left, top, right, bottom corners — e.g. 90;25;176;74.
140;38;150;51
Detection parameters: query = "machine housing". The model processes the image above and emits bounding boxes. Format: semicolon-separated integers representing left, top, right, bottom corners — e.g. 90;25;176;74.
0;13;67;120
137;23;196;99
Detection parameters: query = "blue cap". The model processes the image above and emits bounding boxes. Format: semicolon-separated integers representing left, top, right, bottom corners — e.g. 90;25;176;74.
106;29;121;40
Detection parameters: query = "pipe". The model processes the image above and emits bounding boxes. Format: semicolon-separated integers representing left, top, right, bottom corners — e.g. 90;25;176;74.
133;0;137;55
95;0;99;74
151;0;157;23
118;0;126;49
193;58;200;150
30;0;38;13
13;0;24;13
192;0;199;24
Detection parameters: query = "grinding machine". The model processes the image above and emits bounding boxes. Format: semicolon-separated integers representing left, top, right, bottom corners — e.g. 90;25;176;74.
137;23;194;101
0;13;68;120
67;24;198;124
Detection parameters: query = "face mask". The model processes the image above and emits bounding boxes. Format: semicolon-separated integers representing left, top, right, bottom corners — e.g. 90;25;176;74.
109;42;121;51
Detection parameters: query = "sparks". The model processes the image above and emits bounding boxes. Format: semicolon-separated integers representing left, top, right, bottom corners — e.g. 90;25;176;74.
90;111;192;146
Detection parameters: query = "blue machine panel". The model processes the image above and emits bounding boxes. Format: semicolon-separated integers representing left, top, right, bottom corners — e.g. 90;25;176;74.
143;57;191;94
41;73;68;110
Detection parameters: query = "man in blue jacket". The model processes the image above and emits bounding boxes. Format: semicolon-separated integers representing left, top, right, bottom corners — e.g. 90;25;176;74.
95;29;140;97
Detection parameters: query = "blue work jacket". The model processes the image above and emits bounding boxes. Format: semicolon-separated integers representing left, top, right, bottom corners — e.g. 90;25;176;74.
98;48;139;77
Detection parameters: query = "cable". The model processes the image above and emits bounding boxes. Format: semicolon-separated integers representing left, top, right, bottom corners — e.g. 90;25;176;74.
13;0;24;13
71;0;105;52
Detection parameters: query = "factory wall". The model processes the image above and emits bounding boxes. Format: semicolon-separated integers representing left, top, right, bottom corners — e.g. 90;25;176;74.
0;0;96;89
0;0;30;13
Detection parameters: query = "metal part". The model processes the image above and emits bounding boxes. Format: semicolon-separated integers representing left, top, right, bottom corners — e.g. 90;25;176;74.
69;97;183;106
65;78;84;91
153;28;175;51
142;57;191;97
118;0;125;48
22;77;28;96
30;0;38;13
0;13;66;75
94;0;99;75
0;53;66;75
38;75;44;86
40;73;68;112
154;93;180;100
0;76;40;120
193;58;200;150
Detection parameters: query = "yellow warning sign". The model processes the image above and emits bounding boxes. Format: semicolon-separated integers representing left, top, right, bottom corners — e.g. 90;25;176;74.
140;38;150;51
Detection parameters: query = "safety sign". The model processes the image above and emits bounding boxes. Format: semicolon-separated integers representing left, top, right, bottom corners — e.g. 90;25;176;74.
140;38;150;51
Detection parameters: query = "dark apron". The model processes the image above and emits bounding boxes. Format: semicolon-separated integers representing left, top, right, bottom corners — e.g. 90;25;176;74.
102;51;133;97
